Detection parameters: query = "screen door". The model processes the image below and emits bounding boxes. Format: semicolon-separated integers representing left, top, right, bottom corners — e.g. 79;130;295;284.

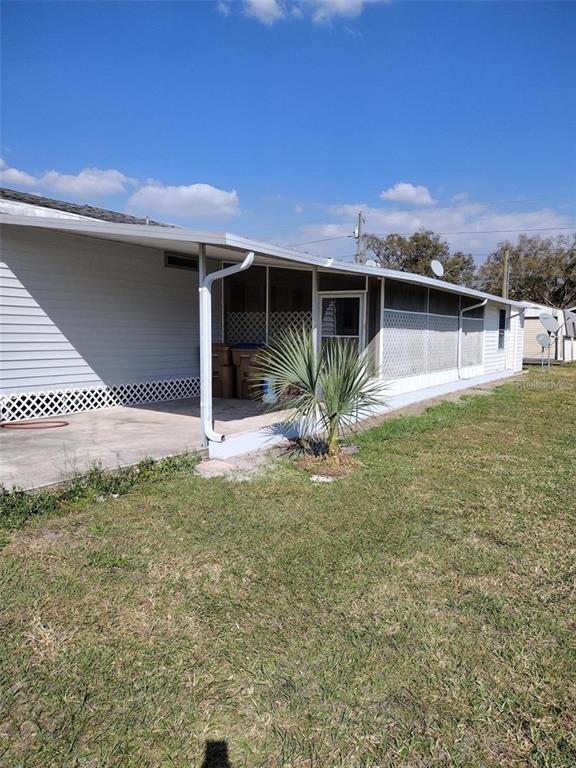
320;294;363;350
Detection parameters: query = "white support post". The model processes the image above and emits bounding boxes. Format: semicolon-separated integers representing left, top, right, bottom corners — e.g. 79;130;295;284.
198;244;209;448
378;277;384;376
199;249;255;446
311;266;319;359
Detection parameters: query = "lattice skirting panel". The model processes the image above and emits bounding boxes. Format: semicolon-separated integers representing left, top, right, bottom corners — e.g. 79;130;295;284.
226;312;266;345
225;310;313;345
269;311;312;340
381;310;484;378
0;377;201;422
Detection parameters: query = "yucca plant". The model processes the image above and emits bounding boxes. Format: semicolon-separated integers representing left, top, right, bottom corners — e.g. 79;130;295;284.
253;329;384;457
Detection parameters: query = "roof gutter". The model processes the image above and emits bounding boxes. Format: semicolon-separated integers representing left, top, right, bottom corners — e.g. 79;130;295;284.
199;247;255;445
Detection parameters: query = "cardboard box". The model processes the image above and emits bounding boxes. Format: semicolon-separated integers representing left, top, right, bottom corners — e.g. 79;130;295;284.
213;364;235;398
235;353;262;399
212;343;231;366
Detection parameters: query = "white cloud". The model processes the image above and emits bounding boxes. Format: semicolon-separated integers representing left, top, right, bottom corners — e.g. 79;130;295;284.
308;0;369;24
217;1;231;16
128;182;240;218
293;196;573;261
0;159;38;188
237;0;388;25
40;168;134;197
295;204;304;214
244;0;285;24
0;159;241;220
380;182;436;207
0;160;133;196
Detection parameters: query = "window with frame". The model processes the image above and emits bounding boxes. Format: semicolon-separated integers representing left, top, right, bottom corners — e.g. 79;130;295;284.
498;309;507;350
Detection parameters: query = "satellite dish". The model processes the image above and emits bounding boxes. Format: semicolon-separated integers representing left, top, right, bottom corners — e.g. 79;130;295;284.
430;259;444;278
536;332;552;349
539;312;560;334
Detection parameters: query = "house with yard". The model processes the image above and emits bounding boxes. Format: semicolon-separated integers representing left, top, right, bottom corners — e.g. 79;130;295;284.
0;188;525;474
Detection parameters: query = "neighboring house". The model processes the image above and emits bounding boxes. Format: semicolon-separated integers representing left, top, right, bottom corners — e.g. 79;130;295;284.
0;189;525;445
521;302;576;363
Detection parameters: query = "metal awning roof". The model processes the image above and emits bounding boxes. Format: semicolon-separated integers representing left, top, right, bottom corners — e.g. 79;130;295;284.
0;212;525;307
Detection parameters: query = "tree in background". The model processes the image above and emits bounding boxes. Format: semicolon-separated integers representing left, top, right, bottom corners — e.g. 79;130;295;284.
365;230;476;286
476;235;576;307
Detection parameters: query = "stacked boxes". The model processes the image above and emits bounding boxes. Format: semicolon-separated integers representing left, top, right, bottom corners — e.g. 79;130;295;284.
212;344;263;399
212;344;235;398
231;347;262;400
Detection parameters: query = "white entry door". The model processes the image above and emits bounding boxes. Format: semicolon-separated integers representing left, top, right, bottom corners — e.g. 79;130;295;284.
319;294;364;351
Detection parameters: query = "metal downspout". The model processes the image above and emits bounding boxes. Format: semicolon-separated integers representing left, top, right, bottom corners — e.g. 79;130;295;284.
199;249;255;445
458;299;488;379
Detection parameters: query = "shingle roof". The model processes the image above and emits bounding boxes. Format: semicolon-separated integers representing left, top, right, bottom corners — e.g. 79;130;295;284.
0;187;172;227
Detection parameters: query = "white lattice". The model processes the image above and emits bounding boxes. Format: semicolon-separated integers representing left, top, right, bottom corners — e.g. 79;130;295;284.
462;317;484;366
381;310;428;378
269;311;312;340
381;310;482;378
225;312;266;345
0;377;201;422
427;315;459;372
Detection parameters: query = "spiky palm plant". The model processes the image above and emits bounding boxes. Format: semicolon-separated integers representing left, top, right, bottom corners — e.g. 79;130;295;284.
254;329;384;457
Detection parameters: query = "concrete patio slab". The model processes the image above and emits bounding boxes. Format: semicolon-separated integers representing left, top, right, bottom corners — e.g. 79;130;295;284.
0;398;287;491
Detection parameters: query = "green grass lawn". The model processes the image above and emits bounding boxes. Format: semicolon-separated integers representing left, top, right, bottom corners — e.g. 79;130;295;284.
1;368;575;767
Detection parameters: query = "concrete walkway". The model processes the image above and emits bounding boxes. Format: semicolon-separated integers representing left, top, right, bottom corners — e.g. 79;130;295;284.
0;398;287;490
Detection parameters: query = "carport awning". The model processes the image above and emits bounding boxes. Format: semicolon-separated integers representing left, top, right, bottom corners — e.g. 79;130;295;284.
0;212;525;308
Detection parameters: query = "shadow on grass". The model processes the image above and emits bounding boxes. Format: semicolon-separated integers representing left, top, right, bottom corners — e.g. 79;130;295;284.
202;740;232;767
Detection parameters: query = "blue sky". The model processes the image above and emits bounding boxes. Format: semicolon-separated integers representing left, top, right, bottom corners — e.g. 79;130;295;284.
1;0;575;261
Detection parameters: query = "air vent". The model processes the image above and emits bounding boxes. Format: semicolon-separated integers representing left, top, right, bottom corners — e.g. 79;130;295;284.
164;252;198;271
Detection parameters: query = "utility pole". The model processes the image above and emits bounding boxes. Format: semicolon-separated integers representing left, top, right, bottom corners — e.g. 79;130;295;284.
502;247;510;299
355;211;366;263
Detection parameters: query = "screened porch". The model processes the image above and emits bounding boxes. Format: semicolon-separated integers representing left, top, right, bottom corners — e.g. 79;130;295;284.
217;262;485;382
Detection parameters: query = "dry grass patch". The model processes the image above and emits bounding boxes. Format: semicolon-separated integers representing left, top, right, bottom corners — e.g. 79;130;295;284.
296;451;363;476
0;368;575;767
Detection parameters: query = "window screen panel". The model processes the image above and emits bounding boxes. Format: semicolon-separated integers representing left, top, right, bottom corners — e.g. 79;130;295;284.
224;265;266;312
429;289;460;316
366;277;381;344
268;268;313;341
224;265;267;344
269;268;312;312
427;315;459;371
461;298;485;319
318;272;366;292
384;279;428;313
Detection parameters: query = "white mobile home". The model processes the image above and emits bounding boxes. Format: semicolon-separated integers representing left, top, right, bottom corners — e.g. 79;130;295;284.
0;198;525;451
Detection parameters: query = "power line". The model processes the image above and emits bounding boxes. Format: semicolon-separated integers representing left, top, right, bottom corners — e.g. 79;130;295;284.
372;225;576;237
289;224;576;247
286;234;354;247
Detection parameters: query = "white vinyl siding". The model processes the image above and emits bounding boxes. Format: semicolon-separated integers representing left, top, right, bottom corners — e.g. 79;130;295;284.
483;302;510;373
512;312;525;371
0;227;212;394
